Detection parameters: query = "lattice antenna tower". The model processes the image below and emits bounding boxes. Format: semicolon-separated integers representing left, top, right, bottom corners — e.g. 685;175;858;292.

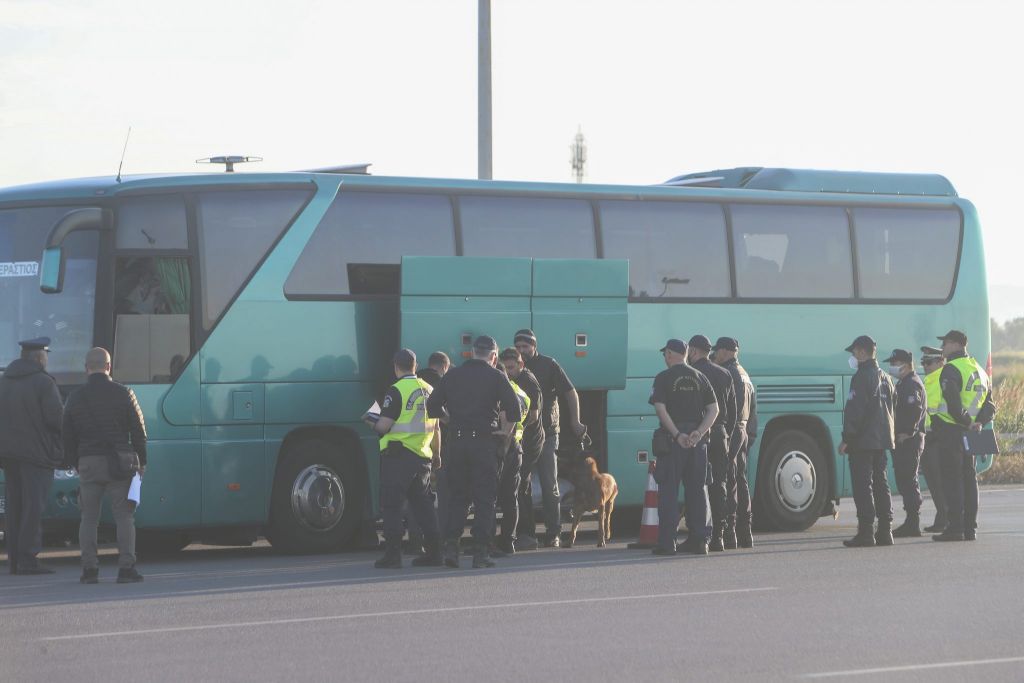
570;126;587;183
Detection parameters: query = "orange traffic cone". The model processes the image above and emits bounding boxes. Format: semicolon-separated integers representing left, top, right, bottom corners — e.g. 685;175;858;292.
627;461;659;549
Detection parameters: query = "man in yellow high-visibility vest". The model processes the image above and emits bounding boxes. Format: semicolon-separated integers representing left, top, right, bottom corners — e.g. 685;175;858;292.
931;330;996;542
368;349;443;568
918;346;949;533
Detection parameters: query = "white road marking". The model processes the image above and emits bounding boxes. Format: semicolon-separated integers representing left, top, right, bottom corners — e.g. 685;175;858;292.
801;655;1024;678
39;586;777;641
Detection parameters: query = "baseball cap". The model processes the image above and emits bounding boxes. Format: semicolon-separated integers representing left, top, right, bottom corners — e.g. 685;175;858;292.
883;349;913;365
937;330;968;346
712;337;739;352
660;338;688;355
845;335;876;353
688;334;712;352
473;335;498;353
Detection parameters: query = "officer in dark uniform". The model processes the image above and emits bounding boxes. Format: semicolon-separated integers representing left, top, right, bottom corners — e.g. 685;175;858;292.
499;347;544;552
0;337;64;575
918;346;949;533
368;349;443;569
885;349;927;538
711;337;758;548
426;336;521;568
931;330;996;542
687;335;737;552
649;338;720;556
839;335;896;548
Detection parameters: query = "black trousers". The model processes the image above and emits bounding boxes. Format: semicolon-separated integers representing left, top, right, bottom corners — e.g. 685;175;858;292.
707;427;730;528
516;441;542;538
892;433;924;514
379;446;439;546
919;435;947;522
1;459;53;570
937;429;979;534
497;444;522;541
848;449;893;525
445;434;501;544
726;427;751;528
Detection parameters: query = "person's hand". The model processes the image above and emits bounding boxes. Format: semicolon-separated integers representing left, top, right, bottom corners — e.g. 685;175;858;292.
432;454;442;471
137;466;146;478
896;433;909;444
572;421;587;438
970;423;983;433
838;441;847;455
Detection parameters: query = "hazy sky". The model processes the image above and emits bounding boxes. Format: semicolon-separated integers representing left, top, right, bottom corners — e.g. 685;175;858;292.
2;0;1021;319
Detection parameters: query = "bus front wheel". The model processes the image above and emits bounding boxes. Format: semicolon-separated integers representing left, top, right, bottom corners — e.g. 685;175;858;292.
266;438;362;554
753;430;828;531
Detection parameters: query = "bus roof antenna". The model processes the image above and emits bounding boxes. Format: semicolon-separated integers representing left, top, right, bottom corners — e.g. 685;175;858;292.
115;126;132;183
196;155;263;172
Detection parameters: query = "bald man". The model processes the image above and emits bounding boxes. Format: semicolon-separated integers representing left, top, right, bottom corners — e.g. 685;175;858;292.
63;347;148;584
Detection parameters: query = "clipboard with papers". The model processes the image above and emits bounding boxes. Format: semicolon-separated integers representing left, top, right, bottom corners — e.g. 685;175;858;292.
961;429;999;456
363;401;382;424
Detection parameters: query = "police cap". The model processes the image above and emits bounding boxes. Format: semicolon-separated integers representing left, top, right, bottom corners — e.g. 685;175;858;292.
920;345;943;356
844;335;876;353
688;334;713;352
937;329;968;346
392;348;416;369
18;337;51;351
660;338;688;355
473;335;498;353
883;349;913;365
712;337;739;352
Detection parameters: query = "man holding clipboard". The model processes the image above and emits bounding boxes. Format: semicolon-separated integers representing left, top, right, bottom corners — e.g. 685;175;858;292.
930;330;997;543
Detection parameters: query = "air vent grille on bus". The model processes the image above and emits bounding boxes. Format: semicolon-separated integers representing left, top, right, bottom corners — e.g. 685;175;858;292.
757;384;836;404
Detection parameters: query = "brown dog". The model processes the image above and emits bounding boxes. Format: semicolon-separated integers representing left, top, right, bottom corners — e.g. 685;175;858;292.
567;456;618;548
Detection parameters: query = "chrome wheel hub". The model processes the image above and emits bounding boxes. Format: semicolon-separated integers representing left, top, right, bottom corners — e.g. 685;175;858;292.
774;450;816;513
291;465;345;532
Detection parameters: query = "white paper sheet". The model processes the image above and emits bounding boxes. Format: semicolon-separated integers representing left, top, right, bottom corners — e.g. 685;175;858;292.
128;473;142;507
364;400;382;423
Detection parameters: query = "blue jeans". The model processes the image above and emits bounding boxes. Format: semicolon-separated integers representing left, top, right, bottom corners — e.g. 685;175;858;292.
654;441;709;551
537;433;560;536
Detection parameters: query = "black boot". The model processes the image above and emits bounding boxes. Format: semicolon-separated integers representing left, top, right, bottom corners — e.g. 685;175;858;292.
709;523;725;552
411;538;444;567
374;541;403;569
116;566;144;583
80;567;99;584
932;528;964;542
723;522;737;550
404;534;425;556
892;512;921;538
923;512;948;533
736;522;754;549
843;522;876;548
442;539;460;568
472;544;496;569
875;520;894;546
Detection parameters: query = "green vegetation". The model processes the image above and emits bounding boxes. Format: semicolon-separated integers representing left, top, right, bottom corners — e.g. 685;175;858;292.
980;361;1024;483
991;316;1024;353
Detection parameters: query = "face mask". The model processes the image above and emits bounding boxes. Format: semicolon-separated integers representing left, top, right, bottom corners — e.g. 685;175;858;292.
888;365;902;376
848;356;859;370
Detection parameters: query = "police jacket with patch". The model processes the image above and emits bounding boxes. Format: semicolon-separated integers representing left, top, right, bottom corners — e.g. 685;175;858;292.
0;358;64;468
62;373;148;468
842;359;895;451
894;371;927;438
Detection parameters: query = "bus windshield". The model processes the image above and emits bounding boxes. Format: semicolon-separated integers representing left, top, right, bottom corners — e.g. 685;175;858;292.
0;206;98;385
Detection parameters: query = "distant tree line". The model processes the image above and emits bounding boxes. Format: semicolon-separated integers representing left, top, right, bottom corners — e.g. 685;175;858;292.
991;317;1024;351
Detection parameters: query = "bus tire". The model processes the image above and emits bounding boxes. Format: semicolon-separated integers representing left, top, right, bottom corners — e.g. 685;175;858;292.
266;438;361;554
753;429;828;532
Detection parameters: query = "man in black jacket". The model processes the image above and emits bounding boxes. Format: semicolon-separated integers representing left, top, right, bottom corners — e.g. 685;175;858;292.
63;347;147;584
885;349;927;538
0;337;64;575
687;335;737;552
838;335;896;548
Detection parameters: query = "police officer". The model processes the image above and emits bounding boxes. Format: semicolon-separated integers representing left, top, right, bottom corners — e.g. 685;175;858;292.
500;348;544;551
405;351;451;554
513;329;587;548
650;338;719;556
918;347;949;533
368;349;443;569
492;353;531;556
687;335;737;552
0;337;64;575
931;330;996;542
427;336;521;568
712;337;758;549
839;335;896;548
884;349;927;538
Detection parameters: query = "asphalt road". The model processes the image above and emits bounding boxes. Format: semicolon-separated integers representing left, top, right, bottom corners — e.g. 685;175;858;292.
2;487;1023;682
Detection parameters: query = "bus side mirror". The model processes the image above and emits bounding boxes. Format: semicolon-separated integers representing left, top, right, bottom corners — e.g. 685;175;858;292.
40;246;65;294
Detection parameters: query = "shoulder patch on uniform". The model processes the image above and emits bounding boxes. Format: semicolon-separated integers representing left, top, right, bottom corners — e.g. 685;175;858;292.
382;395;392;409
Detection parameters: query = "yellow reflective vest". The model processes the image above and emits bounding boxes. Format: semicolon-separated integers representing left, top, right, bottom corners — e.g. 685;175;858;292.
380;376;436;459
923;365;946;432
933;356;990;427
510;379;530;444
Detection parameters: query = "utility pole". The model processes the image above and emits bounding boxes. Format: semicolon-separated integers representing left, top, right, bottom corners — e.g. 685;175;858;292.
478;0;492;180
570;126;587;183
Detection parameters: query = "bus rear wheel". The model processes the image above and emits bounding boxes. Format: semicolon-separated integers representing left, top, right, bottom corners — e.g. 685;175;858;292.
266;438;362;554
753;430;828;532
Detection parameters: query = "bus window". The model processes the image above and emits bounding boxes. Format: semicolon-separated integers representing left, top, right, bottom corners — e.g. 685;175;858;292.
198;189;310;326
853;208;960;300
284;192;455;298
459;196;595;258
600;200;730;298
116;197;188;250
731;204;853;299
